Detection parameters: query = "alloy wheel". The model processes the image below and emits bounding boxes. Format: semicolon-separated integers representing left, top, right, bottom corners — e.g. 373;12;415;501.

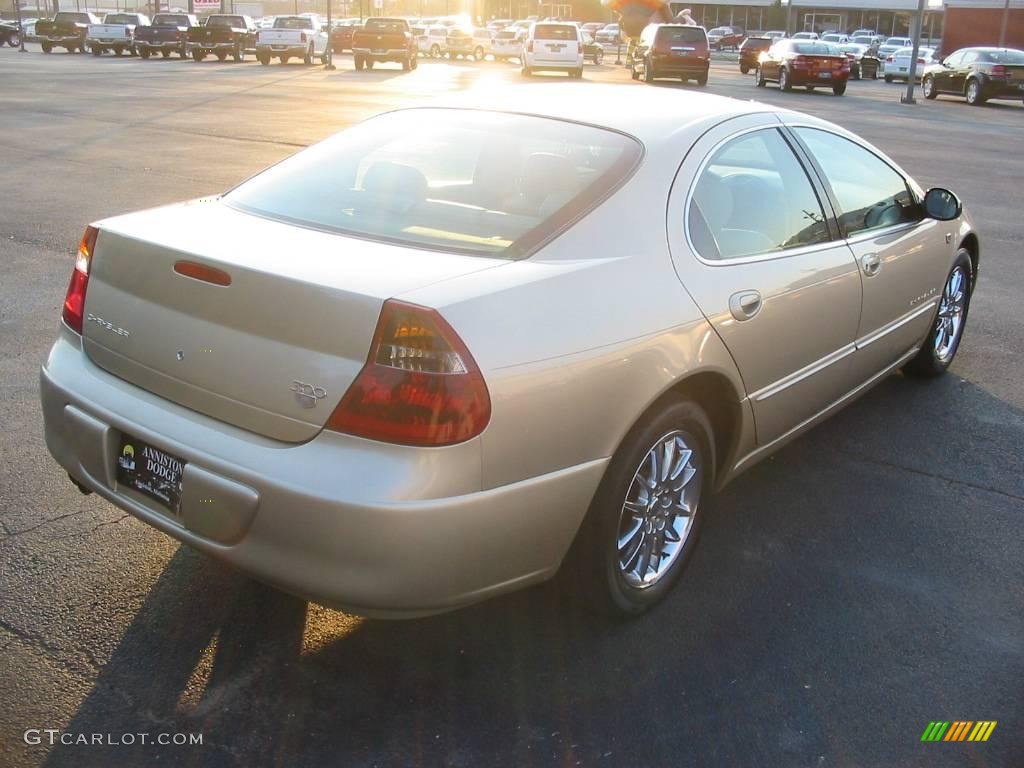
934;266;967;362
616;431;702;589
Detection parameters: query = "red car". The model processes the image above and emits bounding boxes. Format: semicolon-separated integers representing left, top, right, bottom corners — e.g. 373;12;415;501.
631;23;710;85
329;20;360;53
755;39;850;95
707;25;744;51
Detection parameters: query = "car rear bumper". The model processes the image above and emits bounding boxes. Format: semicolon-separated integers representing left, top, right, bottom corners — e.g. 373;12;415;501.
136;40;183;49
352;47;409;61
40;328;602;618
42;35;82;43
982;81;1024;98
257;43;307;56
187;41;237;52
791;71;850;85
651;59;708;75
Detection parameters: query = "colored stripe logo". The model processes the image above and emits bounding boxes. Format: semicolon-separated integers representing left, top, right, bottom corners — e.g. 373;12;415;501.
921;721;997;742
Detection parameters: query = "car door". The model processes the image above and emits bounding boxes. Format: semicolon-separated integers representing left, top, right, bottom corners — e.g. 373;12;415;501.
931;50;960;92
790;126;950;375
667;115;863;446
950;50;977;92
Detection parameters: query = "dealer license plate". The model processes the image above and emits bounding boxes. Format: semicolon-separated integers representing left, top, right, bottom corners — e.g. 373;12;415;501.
116;434;185;514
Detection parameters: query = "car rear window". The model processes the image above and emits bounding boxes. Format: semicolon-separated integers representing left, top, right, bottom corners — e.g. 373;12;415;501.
226;109;642;259
983;49;1024;63
208;16;244;27
535;24;576;40
274;17;312;29
105;14;138;25
155;14;189;25
793;43;833;55
657;27;706;43
364;19;406;33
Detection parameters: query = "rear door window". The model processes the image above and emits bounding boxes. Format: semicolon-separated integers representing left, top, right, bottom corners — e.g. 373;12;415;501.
535;24;576;40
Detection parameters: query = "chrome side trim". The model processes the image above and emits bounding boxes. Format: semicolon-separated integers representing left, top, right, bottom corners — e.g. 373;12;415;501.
749;343;856;402
855;300;937;350
733;346;919;473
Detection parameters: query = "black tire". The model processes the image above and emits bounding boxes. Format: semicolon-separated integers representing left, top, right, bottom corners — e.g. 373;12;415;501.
191;49;202;61
833;81;846;95
779;67;791;91
474;45;484;61
884;74;893;83
631;62;639;80
402;56;410;71
366;59;373;70
216;50;227;61
257;52;270;65
41;41;52;53
594;49;603;65
562;399;714;617
354;55;364;70
235;45;244;63
923;74;937;99
91;45;102;56
139;47;150;59
965;77;986;106
162;49;171;58
10;33;21;47
740;63;749;74
320;53;328;65
696;69;708;86
643;58;654;82
430;43;439;58
410;55;417;69
114;47;123;56
303;46;312;65
755;65;766;87
904;250;973;378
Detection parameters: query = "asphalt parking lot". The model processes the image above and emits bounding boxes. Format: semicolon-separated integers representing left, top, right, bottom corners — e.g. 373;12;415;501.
1;48;1022;768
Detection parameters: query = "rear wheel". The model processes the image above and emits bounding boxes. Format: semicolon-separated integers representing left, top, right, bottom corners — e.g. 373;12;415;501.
833;81;847;95
41;41;52;53
696;69;708;86
114;47;123;56
234;45;244;62
303;45;313;65
922;74;937;99
643;58;654;82
216;50;227;61
779;67;791;91
965;78;985;105
594;48;603;65
884;74;893;82
139;47;150;59
904;251;972;377
354;55;364;70
474;45;484;61
410;54;417;69
162;49;172;58
191;49;203;61
563;399;713;617
755;65;766;87
257;51;270;65
280;54;289;64
366;59;374;69
91;45;102;56
430;43;439;58
740;63;749;74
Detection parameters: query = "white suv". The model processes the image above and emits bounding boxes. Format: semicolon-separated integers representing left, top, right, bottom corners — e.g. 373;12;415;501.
521;21;584;77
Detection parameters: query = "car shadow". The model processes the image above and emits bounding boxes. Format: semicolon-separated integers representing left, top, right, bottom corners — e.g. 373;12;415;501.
42;372;1024;767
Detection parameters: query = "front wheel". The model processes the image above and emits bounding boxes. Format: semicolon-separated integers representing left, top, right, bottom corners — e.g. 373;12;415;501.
923;74;937;99
191;49;202;61
755;65;766;87
779;67;791;91
354;55;364;70
594;49;603;65
234;45;244;63
139;47;150;59
740;63;749;74
430;44;439;58
303;45;313;65
562;399;713;617
91;45;102;56
41;41;52;53
884;74;893;83
643;59;654;82
474;45;484;61
696;70;708;86
904;251;973;377
257;51;270;65
216;50;227;61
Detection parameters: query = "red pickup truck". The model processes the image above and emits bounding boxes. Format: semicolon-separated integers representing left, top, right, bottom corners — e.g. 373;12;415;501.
351;17;417;71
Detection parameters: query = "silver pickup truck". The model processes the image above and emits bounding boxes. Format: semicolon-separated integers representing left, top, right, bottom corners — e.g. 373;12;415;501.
86;12;149;56
255;14;329;65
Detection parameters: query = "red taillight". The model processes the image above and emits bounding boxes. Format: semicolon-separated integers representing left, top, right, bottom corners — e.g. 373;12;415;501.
886;55;894;63
62;225;98;334
792;55;808;68
991;64;1007;78
326;300;491;447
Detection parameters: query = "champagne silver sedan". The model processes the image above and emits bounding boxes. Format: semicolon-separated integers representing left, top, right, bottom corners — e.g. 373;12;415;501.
41;85;978;618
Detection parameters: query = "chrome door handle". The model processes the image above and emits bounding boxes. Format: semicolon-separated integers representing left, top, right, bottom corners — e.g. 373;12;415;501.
729;290;762;321
862;252;881;277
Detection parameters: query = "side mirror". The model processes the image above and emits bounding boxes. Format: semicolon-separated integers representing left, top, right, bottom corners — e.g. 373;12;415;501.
923;187;961;221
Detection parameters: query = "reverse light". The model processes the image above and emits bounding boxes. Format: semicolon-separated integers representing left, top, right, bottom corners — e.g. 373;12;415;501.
62;225;98;334
326;300;491;446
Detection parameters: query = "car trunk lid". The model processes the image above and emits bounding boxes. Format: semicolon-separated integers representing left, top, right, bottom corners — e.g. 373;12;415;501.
82;200;505;443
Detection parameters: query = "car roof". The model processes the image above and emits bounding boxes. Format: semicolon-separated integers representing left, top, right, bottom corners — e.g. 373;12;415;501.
428;84;773;148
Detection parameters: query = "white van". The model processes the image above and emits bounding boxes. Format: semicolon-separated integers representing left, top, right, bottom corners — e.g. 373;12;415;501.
521;21;583;77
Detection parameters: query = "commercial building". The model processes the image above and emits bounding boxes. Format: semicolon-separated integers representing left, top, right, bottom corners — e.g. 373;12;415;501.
942;0;1024;50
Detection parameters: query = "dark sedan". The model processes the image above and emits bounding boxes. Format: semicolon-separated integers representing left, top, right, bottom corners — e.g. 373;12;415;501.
755;40;850;95
329;20;360;53
922;47;1024;105
738;36;770;74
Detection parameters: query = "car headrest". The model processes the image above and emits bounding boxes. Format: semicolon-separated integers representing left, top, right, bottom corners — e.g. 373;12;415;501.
361;161;428;212
520;152;578;200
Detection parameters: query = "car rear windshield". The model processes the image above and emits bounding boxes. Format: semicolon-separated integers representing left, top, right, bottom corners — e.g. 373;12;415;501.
535;24;576;40
657;27;706;43
982;49;1024;63
364;19;406;33
225;109;642;259
105;14;138;25
793;42;833;54
154;15;189;25
208;16;244;27
496;30;516;39
274;17;312;29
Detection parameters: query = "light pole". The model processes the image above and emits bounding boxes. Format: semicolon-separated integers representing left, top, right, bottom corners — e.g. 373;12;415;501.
900;0;927;104
998;0;1010;48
